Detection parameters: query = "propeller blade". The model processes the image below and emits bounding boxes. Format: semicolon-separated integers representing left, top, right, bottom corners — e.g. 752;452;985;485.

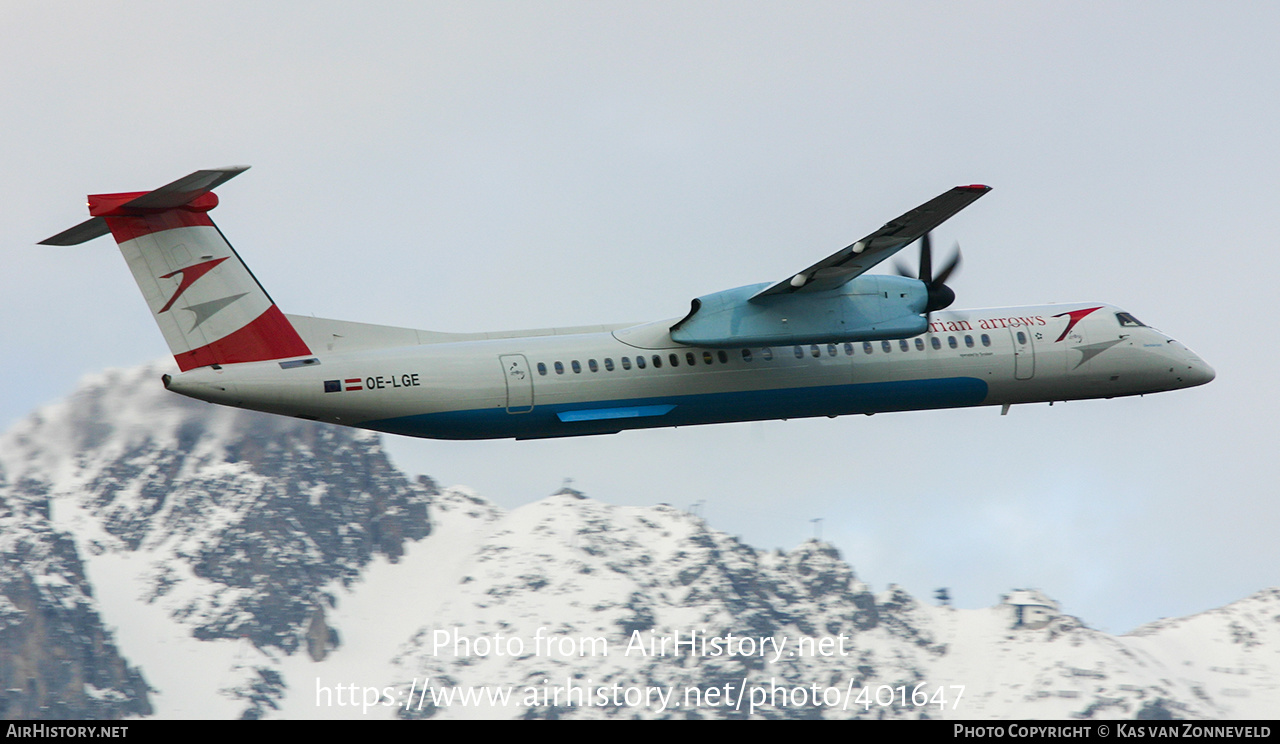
919;232;933;284
934;243;962;286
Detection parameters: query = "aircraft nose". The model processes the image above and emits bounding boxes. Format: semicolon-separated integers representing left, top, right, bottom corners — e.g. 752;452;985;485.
1170;352;1214;388
1187;358;1215;387
1160;336;1214;388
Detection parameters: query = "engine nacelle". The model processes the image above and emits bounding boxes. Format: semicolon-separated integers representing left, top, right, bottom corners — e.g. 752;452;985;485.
670;275;928;347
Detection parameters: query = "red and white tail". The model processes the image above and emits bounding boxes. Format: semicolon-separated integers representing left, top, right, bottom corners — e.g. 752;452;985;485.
40;166;311;371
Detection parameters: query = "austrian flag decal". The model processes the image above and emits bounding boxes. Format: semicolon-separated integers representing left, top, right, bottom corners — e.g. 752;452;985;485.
322;379;364;393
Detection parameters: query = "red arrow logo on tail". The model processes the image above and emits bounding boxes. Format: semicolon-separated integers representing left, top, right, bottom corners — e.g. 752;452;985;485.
158;257;230;313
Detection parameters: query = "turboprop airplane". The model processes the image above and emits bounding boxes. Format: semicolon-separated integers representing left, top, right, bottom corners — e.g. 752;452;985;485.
40;166;1214;440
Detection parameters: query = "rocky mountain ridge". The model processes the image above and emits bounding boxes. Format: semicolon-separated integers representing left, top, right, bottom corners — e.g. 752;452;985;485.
0;364;1275;719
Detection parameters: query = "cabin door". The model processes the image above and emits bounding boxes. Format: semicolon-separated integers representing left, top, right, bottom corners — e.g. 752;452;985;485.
499;354;534;413
1011;328;1035;380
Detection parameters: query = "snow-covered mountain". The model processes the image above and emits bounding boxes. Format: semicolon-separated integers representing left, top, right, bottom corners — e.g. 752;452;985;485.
0;364;1275;719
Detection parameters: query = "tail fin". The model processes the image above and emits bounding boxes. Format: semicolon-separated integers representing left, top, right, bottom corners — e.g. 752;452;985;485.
40;166;311;371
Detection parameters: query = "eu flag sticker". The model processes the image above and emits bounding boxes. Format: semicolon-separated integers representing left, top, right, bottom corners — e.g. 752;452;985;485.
323;380;341;393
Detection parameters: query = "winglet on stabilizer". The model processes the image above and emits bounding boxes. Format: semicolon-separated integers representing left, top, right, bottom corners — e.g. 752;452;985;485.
39;166;250;246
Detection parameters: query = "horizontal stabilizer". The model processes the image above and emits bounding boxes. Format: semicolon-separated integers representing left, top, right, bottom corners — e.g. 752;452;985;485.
39;217;111;246
116;166;249;211
39;166;250;245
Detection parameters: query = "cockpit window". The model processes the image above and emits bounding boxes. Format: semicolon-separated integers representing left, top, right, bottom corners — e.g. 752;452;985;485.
1115;312;1146;328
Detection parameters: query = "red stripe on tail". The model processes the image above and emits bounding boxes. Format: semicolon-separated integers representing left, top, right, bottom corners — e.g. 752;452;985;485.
172;305;311;371
95;191;220;243
103;211;216;243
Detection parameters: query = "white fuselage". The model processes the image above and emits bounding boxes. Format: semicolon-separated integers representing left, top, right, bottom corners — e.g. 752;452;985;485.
164;302;1214;440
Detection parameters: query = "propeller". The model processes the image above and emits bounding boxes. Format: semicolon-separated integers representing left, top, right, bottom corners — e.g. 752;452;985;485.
896;232;962;313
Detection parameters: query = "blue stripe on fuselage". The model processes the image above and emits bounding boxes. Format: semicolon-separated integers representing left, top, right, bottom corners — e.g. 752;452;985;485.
557;404;677;422
359;376;988;440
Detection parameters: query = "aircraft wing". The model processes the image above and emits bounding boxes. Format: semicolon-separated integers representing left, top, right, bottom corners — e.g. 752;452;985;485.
750;184;990;301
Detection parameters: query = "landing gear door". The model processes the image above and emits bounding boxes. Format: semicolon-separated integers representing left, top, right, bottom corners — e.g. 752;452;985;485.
1012;328;1035;380
499;354;534;413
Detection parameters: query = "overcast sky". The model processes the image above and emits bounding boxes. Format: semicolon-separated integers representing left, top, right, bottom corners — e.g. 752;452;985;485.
3;2;1276;634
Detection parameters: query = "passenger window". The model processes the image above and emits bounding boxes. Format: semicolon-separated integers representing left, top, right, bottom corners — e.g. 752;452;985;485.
537;362;547;376
669;353;680;367
881;340;892;353
554;361;565;375
964;335;974;348
652;355;663;369
844;343;855;356
621;357;632;370
703;351;713;365
899;339;909;352
1016;331;1028;345
588;359;599;372
794;346;804;359
604;358;614;371
981;334;991;347
915;338;925;351
948;337;958;349
827;343;837;357
742;348;753;362
571;360;582;373
686;352;696;366
931;337;941;350
863;342;874;354
811;345;821;358
761;347;774;361
717;350;728;363
636;356;646;369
